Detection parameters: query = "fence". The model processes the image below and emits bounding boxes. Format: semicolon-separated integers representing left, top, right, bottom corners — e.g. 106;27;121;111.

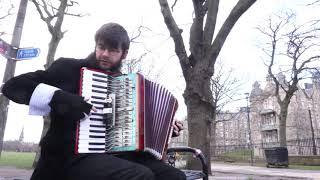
211;138;320;164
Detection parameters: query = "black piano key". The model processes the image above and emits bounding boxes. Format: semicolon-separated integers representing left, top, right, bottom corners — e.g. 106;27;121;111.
92;78;108;83
91;112;104;116
89;118;104;122
89;135;105;138
91;100;105;105
89;142;105;145
91;96;105;100
92;89;107;94
90;124;106;128
92;84;108;90
93;73;108;79
89;147;105;151
89;129;105;133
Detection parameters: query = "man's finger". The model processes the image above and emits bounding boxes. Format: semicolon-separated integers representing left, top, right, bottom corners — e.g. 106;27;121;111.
175;122;183;130
91;106;97;112
84;97;90;102
173;124;179;131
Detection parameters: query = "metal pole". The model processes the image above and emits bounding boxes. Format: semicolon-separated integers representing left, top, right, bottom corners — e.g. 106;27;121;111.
245;93;254;166
308;109;317;155
0;0;28;156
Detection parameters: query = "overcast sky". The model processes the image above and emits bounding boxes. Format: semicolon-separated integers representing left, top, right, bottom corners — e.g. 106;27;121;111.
0;0;318;142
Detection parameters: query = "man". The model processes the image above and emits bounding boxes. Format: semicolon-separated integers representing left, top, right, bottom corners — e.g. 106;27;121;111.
2;23;185;180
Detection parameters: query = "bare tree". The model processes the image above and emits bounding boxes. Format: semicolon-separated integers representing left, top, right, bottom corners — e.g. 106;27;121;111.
123;25;164;83
210;62;242;157
30;0;83;167
123;25;152;75
158;0;257;171
31;0;83;68
307;0;320;6
0;0;14;36
211;63;242;113
257;12;320;147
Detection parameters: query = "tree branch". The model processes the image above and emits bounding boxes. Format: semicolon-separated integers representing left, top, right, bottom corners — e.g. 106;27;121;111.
189;0;205;61
0;2;14;20
203;0;219;46
159;0;190;76
208;0;256;68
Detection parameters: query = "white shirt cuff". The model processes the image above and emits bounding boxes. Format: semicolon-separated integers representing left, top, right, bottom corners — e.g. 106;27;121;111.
29;83;60;116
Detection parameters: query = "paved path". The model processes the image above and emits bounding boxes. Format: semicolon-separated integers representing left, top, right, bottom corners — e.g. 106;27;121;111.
0;166;32;180
0;163;320;179
211;163;320;180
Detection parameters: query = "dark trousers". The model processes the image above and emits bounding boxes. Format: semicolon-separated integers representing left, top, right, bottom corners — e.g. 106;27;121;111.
66;152;186;180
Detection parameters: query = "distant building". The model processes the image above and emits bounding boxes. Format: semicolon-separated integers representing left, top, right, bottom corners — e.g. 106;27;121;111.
249;72;320;157
169;72;320;157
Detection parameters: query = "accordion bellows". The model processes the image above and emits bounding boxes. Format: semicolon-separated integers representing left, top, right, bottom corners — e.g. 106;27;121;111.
75;68;178;159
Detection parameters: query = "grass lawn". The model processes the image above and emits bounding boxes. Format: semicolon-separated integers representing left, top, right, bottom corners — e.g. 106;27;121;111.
219;150;320;171
1;151;320;171
288;165;320;170
0;151;35;169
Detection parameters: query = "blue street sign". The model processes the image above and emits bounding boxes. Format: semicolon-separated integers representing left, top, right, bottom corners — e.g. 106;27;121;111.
16;48;40;60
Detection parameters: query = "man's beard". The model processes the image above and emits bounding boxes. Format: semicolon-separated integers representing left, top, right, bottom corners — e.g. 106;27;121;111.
86;52;123;73
99;60;122;72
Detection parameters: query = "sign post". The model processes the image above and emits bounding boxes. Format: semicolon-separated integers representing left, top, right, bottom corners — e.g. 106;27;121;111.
16;48;40;60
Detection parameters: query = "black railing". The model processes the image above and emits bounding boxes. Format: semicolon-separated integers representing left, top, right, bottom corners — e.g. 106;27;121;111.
211;138;320;163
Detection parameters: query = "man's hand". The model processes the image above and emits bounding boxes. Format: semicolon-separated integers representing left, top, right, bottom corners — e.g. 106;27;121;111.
49;90;93;120
172;121;184;137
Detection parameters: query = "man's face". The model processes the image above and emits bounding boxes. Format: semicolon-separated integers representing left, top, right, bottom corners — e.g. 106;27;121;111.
95;40;127;71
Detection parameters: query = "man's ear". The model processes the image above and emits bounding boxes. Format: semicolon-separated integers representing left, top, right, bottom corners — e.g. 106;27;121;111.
121;50;128;59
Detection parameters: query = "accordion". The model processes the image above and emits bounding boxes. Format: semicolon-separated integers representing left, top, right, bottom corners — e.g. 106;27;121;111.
75;67;178;159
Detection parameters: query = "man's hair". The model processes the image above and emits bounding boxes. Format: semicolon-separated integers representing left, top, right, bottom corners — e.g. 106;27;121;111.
95;23;130;51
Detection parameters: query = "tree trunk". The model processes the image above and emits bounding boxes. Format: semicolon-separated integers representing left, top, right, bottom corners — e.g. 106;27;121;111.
211;122;216;158
278;105;288;147
45;35;62;69
33;36;61;167
184;77;214;173
33;115;50;167
0;96;9;156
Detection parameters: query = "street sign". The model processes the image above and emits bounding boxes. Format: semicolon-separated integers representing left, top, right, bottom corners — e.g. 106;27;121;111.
16;48;40;60
0;37;16;59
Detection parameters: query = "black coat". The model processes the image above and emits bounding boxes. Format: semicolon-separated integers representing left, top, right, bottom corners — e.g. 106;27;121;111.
2;58;107;180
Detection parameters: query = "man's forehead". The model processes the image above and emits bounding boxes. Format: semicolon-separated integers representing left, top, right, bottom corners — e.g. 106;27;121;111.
97;39;121;49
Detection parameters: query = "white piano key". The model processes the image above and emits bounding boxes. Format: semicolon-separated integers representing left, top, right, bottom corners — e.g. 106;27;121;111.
77;147;106;153
79;132;105;139
78;144;106;149
78;137;106;143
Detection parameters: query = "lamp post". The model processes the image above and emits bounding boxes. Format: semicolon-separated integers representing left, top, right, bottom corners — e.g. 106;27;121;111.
245;93;254;166
308;103;317;155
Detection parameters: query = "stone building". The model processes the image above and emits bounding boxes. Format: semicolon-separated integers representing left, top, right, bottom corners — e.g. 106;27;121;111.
169;72;320;158
169;110;250;155
214;110;248;153
249;72;320;157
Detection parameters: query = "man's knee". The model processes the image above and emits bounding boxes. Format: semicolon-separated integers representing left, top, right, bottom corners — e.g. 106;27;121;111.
170;169;186;180
131;165;155;180
159;168;186;180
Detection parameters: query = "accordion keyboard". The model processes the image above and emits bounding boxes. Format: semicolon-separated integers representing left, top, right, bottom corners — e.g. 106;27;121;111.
77;69;138;153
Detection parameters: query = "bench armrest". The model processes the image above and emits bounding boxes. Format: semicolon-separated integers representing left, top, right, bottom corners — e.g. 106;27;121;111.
166;146;208;180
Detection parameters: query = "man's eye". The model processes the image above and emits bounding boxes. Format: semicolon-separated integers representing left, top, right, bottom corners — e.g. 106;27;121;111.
110;49;120;53
97;45;105;50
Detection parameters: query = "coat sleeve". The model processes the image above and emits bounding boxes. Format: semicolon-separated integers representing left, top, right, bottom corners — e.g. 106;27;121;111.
1;58;70;105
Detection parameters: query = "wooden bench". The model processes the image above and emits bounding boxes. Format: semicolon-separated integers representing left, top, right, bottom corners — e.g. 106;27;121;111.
166;147;208;180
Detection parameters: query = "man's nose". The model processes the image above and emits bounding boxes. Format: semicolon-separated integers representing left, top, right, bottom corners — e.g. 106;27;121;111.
102;49;110;56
